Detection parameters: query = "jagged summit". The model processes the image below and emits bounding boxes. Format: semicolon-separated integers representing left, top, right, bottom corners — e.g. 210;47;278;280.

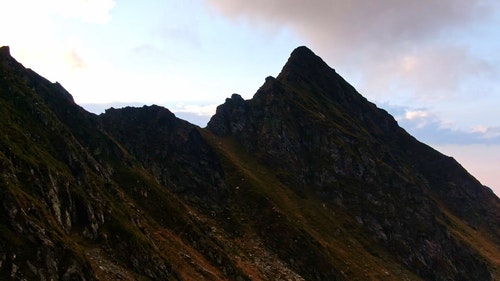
208;45;394;139
0;46;17;69
281;46;329;71
277;45;336;84
0;46;10;57
207;46;499;280
1;45;499;280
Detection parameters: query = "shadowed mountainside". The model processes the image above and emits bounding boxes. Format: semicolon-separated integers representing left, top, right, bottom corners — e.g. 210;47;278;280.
1;45;499;280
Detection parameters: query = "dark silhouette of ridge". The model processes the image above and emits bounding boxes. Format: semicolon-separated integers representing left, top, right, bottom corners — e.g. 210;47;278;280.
1;45;499;280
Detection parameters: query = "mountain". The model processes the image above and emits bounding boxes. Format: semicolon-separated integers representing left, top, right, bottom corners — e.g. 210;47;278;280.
1;45;499;280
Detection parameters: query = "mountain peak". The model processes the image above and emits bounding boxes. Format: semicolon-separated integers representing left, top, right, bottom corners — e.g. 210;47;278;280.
289;46;317;60
277;46;334;83
0;46;10;57
0;46;14;67
2;44;499;281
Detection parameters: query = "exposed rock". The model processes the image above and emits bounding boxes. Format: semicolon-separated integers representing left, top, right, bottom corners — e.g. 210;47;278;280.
208;46;499;280
100;105;228;208
0;45;499;280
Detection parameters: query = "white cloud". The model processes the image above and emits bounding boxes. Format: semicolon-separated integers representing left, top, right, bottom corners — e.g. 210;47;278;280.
0;0;117;105
205;0;496;53
390;105;500;145
169;103;218;127
0;0;115;28
401;110;432;128
371;45;497;101
472;126;500;139
42;0;116;24
404;110;429;120
173;103;218;117
205;0;500;103
65;48;87;69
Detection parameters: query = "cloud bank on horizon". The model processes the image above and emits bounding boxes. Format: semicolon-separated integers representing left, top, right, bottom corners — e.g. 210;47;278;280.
207;0;499;104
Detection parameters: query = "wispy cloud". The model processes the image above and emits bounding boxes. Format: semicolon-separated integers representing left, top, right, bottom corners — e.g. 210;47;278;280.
173;103;217;116
49;0;116;24
0;0;116;93
389;106;500;145
471;126;500;140
205;0;500;104
81;102;217;127
365;45;497;101
205;0;497;51
66;48;87;69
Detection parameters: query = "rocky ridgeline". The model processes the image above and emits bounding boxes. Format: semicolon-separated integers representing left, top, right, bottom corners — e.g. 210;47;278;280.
207;46;498;280
0;45;499;280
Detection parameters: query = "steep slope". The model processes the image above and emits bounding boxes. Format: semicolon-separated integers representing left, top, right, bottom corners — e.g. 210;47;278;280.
100;105;227;207
0;46;250;280
207;46;500;280
1;44;499;281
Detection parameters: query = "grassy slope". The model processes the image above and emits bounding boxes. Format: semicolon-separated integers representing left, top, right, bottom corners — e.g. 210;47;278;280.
202;129;423;281
2;45;498;279
202;125;500;280
434;198;500;279
0;53;233;280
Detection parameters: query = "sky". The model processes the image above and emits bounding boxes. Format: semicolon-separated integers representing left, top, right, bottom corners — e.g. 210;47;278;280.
1;0;499;195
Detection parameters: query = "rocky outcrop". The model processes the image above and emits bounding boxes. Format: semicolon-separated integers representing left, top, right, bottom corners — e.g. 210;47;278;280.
100;105;228;207
1;45;499;280
207;46;499;280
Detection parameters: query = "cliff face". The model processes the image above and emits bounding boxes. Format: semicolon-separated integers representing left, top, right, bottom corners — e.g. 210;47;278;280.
207;46;500;281
100;105;228;207
0;46;246;281
1;45;499;280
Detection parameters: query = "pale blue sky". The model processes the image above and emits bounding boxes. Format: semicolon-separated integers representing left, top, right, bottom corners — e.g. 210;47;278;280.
1;0;499;195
